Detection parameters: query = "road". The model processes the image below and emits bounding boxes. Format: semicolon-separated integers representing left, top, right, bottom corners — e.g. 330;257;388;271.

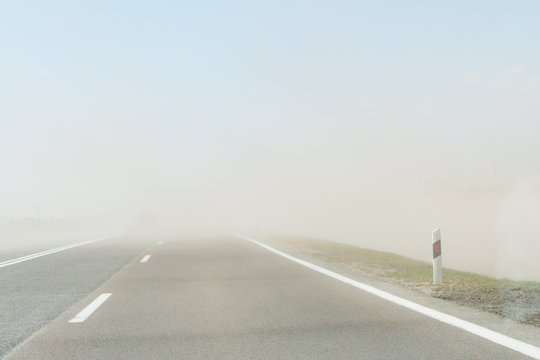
1;235;538;359
0;234;152;358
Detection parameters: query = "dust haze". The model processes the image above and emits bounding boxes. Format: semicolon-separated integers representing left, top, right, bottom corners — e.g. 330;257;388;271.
1;2;540;281
3;119;540;281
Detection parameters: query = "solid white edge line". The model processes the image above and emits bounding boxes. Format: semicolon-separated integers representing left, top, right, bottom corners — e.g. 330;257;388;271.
0;234;124;268
237;234;540;360
68;293;112;323
140;255;151;263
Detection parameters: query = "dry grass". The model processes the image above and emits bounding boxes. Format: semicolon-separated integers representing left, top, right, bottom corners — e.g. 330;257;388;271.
276;235;540;326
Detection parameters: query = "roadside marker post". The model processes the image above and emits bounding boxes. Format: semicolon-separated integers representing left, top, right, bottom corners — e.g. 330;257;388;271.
432;228;442;285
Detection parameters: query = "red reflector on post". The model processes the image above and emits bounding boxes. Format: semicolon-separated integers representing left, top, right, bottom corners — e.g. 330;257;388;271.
433;239;442;258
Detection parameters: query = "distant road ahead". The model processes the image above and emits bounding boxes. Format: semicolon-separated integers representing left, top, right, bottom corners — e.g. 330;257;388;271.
3;236;537;359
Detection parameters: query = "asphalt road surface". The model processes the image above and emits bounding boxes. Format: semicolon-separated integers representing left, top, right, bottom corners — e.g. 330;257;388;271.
0;234;152;358
1;236;538;359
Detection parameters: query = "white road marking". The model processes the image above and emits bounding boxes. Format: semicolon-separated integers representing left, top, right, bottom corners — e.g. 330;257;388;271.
140;255;151;263
68;293;112;323
0;234;124;269
157;241;163;245
238;235;540;360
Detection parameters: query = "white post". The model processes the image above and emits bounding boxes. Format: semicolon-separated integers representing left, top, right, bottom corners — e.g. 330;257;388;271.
432;228;442;285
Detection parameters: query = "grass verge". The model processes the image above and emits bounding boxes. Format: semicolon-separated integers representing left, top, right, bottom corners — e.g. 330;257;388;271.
275;235;540;327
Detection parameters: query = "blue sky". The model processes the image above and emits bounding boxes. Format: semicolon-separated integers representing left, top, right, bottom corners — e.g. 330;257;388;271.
1;1;540;218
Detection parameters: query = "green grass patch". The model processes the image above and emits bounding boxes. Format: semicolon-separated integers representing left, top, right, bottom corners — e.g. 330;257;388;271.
278;236;539;289
275;235;540;326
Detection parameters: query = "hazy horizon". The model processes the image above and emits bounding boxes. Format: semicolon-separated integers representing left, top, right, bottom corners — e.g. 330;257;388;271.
2;1;540;280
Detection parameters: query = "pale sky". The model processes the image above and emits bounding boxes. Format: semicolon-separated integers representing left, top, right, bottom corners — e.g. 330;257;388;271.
2;1;540;219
